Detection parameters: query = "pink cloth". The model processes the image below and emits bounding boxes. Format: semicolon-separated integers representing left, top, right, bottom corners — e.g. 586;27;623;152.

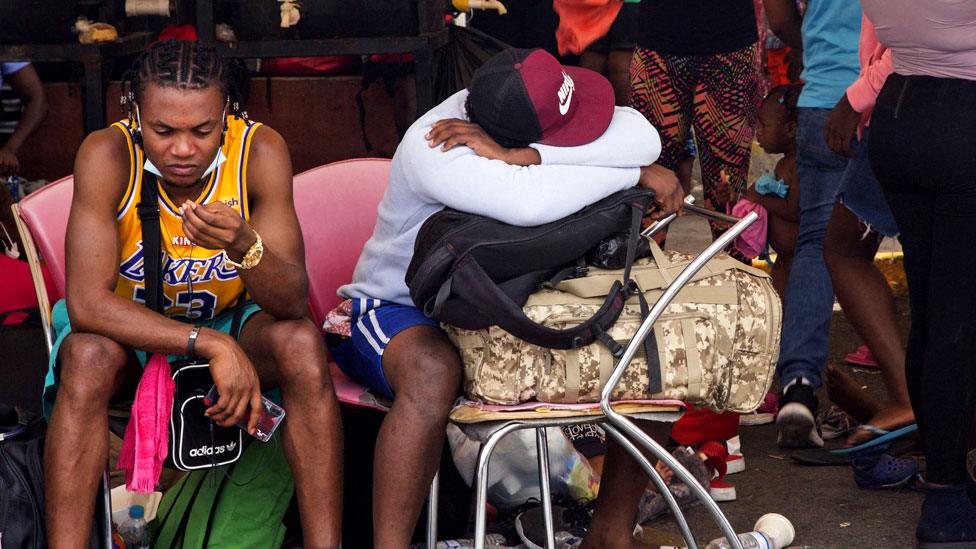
117;354;175;493
845;14;892;138
731;199;768;259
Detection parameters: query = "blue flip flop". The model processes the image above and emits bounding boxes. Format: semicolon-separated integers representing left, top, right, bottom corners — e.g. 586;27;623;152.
830;423;918;456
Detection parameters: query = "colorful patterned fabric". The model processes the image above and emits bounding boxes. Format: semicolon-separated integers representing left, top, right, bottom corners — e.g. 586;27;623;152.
630;43;761;247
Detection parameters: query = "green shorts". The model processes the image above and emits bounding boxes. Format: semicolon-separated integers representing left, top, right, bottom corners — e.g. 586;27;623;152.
42;298;263;420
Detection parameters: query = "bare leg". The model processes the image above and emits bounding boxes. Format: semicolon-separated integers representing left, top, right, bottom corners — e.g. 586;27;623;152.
582;420;672;549
237;313;344;547
45;333;138;548
579;50;609;77
372;326;461;548
823;202;913;444
768;214;798;300
824;363;882;424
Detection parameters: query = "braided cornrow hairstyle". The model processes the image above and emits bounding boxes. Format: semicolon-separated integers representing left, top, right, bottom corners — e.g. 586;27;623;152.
120;39;250;145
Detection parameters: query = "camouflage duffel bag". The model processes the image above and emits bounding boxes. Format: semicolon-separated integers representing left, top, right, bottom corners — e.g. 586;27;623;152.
444;244;782;412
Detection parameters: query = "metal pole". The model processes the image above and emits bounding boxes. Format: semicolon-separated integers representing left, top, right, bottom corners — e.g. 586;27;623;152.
426;471;440;549
474;423;524;549
535;428;557;549
600;213;758;549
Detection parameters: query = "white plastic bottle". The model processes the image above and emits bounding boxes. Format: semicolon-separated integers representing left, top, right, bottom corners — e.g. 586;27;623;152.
704;513;795;549
117;505;150;549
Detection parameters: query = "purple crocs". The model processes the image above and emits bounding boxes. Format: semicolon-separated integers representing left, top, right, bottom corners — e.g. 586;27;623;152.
852;452;920;489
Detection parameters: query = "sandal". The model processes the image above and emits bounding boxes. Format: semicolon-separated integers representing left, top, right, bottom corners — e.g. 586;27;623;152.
852;451;921;489
831;423;918;456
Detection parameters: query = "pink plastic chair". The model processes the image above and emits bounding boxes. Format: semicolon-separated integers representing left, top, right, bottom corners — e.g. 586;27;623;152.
11;175;73;354
293;158;439;547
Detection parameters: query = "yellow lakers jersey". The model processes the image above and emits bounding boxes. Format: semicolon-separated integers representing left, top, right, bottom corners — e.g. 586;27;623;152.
113;116;262;320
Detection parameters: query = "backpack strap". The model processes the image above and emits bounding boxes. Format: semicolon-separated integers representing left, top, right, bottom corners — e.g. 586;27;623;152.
137;174;164;314
448;256;631;350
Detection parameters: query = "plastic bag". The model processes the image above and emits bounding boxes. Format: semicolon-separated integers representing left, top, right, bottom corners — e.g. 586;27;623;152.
447;425;600;510
586;231;652;269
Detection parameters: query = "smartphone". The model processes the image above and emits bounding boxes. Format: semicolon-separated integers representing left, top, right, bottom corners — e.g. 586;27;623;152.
203;385;286;443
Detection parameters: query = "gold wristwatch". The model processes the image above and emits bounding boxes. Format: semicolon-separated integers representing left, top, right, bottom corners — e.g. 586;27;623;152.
225;230;264;270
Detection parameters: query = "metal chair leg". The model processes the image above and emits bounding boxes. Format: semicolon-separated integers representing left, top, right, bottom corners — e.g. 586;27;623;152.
602;424;696;549
426;471;440;549
101;469;113;549
474;423;524;549
535;428;557;549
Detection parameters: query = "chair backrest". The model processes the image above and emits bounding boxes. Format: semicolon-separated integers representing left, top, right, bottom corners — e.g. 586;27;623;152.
14;176;73;299
293;158;391;325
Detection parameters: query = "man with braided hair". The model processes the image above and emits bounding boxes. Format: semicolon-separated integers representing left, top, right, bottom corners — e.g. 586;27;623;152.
43;40;342;548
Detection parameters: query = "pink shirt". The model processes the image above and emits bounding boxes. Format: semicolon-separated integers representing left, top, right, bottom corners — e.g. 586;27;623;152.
845;14;892;137
862;0;976;82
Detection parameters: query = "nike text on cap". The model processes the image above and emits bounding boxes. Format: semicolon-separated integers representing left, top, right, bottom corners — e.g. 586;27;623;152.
466;48;615;147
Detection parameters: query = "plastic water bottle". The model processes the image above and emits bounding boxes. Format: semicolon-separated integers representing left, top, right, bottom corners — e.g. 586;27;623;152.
117;505;150;549
5;175;19;201
704;513;795;549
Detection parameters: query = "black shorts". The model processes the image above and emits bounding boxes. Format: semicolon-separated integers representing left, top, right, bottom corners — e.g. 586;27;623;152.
587;3;639;54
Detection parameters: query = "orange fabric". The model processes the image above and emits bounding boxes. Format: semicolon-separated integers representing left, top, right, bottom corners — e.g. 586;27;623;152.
554;0;624;56
766;48;792;88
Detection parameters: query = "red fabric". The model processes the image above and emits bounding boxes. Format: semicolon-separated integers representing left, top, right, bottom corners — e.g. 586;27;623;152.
671;408;739;447
0;254;55;325
766;48;792;88
260;56;361;75
156;25;198;44
554;0;624;56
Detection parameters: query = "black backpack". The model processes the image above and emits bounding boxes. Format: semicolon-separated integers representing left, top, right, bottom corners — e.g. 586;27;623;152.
0;404;104;548
405;188;655;352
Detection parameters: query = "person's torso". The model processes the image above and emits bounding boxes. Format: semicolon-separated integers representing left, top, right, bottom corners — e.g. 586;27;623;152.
863;0;976;81
798;0;862;108
338;93;470;305
113;116;263;321
637;0;758;56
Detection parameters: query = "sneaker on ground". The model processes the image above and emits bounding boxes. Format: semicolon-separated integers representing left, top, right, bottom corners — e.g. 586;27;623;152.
818;405;859;441
515;500;591;549
777;383;824;449
845;344;879;368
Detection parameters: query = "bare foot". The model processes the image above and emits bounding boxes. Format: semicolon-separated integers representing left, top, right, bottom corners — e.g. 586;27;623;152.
824;363;881;424
845;403;915;447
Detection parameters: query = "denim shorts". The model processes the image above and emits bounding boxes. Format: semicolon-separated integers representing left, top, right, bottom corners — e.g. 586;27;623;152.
835;127;899;238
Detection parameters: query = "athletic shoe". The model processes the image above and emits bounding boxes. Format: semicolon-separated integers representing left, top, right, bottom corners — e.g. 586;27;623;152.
776;383;823;449
699;441;737;501
818;405;859;441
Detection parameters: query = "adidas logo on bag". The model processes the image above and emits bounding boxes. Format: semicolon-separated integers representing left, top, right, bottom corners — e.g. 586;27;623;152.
188;441;237;458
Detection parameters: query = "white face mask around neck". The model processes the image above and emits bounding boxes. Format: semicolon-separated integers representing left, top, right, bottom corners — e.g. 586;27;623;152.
134;101;228;182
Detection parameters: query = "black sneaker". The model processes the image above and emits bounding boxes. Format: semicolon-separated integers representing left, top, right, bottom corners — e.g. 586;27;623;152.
776;383;823;448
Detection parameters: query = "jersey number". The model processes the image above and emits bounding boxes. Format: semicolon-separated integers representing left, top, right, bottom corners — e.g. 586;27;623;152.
134;288;218;320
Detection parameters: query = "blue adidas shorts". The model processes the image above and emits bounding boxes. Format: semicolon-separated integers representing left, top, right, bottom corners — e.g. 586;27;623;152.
328;298;439;400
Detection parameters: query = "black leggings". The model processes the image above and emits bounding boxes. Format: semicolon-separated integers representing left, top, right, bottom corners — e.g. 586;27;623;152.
869;73;976;485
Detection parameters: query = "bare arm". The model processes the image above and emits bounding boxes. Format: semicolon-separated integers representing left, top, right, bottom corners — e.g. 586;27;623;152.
763;0;803;50
0;65;47;175
180;126;308;320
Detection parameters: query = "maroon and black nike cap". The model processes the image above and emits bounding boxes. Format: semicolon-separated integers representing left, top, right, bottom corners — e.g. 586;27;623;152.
466;48;615;147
